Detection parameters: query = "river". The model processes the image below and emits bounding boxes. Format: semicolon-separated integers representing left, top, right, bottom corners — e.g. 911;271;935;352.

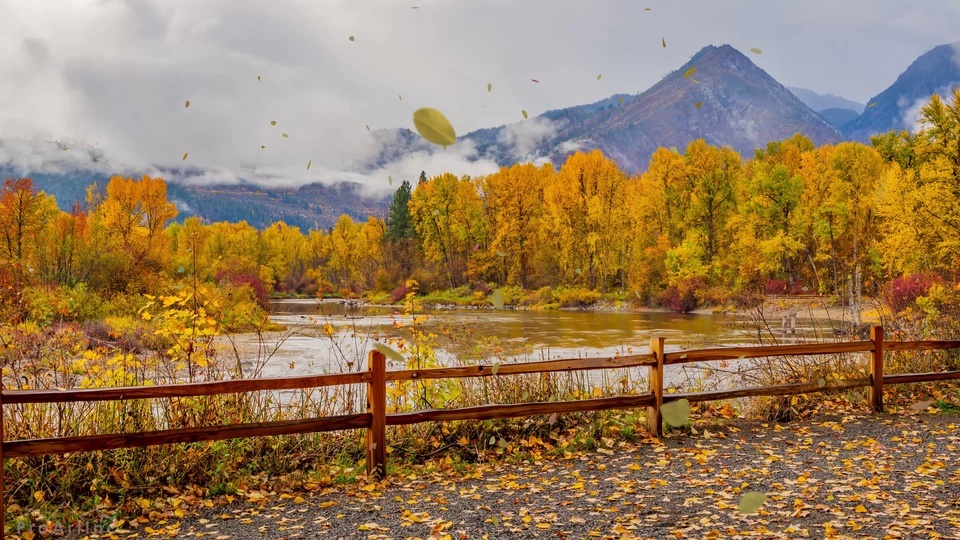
223;299;841;387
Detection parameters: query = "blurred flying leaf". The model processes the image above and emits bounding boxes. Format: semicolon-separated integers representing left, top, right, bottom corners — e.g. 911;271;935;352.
487;83;493;92
348;35;355;41
684;66;697;78
62;147;69;151
261;145;266;149
307;161;312;170
738;492;766;514
750;47;763;54
619;96;624;105
867;102;878;107
270;120;277;126
488;436;496;445
645;7;652;10
548;412;558;425
498;437;508;448
399;94;402;101
522;110;528;119
388;175;393;185
184;100;190;108
413;108;456;148
496;251;507;257
182;152;188;161
521;390;529;401
490;289;504;309
257;75;261;81
695;101;702;109
491;362;500;375
817;378;826;388
531;79;539;83
374;343;406;363
597;74;602;80
662;398;691;427
574;268;582;275
366;124;371;131
282;133;288;138
662;37;666;48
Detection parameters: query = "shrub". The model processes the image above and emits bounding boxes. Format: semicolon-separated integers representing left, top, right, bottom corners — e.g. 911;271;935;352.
390;285;410;304
216;271;271;308
764;279;788;296
520;287;555;306
660;277;707;313
884;273;944;314
555;288;602;308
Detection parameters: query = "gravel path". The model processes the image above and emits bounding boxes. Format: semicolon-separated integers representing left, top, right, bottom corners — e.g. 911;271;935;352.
137;409;960;540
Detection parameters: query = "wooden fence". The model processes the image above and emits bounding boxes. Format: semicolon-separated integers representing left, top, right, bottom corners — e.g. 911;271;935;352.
2;325;960;533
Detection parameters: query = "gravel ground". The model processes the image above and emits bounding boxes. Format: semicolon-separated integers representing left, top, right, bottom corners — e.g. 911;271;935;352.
147;409;960;540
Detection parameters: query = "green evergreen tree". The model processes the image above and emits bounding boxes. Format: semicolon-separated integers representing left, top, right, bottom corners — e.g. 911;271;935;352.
386;180;415;242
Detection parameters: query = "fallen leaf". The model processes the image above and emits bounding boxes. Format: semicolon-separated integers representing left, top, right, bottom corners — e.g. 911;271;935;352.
662;399;691;427
412;108;456;148
738;492;766;514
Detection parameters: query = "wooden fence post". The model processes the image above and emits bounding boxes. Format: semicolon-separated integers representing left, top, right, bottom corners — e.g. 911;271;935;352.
647;337;664;438
869;325;884;413
1;390;5;538
366;350;387;479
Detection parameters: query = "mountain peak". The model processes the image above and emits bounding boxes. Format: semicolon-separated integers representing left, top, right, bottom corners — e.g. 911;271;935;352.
844;40;960;140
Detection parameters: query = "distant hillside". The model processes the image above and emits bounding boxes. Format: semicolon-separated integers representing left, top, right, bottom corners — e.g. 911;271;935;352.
819;108;861;130
1;164;390;231
788;87;865;113
843;41;960;141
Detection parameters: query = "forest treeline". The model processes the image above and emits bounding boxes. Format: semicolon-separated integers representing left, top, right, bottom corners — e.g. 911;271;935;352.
2;89;960;322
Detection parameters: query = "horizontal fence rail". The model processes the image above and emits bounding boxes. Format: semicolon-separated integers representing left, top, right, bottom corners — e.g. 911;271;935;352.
3;325;960;533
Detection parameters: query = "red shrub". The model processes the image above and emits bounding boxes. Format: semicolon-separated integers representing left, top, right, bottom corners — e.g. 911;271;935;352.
390;285;410;304
660;277;707;313
764;279;788;295
216;271;271;308
884;273;943;314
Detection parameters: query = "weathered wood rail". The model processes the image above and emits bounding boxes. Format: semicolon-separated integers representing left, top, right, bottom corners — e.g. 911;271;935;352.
2;325;960;532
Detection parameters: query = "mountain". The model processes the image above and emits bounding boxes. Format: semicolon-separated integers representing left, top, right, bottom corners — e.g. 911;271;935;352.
787;87;865;113
1;161;390;231
818;107;861;130
843;41;960;141
381;44;844;173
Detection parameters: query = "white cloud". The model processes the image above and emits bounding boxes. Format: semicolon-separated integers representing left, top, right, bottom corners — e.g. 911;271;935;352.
496;117;563;160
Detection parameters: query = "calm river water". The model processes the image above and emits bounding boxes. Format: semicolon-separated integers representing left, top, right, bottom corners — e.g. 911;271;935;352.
225;299;839;387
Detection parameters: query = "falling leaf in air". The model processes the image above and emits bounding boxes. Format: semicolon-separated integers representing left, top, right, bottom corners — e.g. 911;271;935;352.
574;268;582;275
488;436;496;445
750;47;763;54
374;343;406;363
645;7;651;10
388;175;393;185
270;120;277;126
619;96;624;105
662;37;666;48
684;66;697;78
282;133;288;138
366;124;371;131
261;145;266;149
695;101;702;109
487;83;492;92
521;110;528;119
184;100;190;108
412;6;419;8
412;108;456;148
490;289;504;310
548;413;558;425
62;147;69;151
817;378;826;388
257;75;261;81
496;251;507;257
867;102;878;107
348;35;355;41
738;492;766;514
597;74;602;80
491;362;500;375
307;161;312;170
662;398;691;427
531;79;540;83
182;152;189;161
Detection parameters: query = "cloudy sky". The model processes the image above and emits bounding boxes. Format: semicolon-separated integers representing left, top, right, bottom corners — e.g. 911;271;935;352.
1;0;959;191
